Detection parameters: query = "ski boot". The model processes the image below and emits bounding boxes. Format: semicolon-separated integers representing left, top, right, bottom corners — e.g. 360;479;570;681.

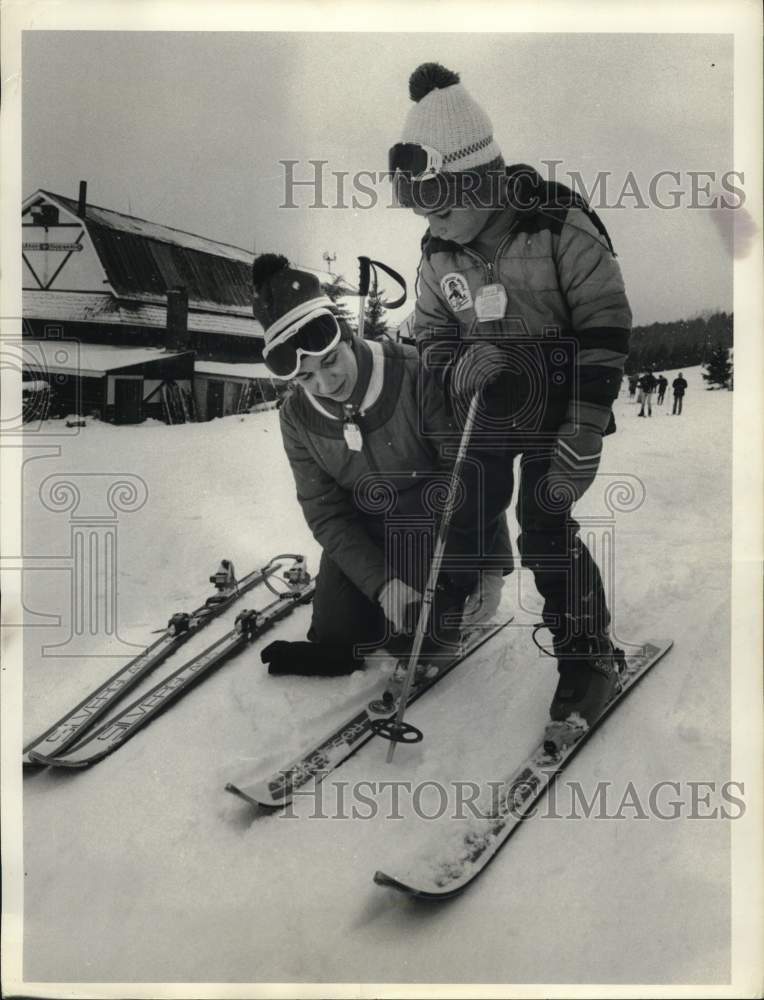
544;633;626;754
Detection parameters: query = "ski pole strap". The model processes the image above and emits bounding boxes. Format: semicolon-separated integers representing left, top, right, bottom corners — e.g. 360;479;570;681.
369;258;407;309
357;256;407;310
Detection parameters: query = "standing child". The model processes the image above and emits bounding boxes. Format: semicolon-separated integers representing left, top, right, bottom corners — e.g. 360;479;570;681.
389;62;631;740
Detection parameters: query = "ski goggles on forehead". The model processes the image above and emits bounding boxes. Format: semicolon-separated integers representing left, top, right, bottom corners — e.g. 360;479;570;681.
388;142;445;181
263;310;341;379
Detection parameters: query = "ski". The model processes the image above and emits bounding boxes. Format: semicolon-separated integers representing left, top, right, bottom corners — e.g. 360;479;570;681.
26;567;315;769
373;638;673;898
22;557;302;766
225;615;514;809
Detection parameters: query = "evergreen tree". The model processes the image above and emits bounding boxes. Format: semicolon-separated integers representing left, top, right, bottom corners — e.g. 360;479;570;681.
702;343;734;389
362;289;389;340
323;276;357;336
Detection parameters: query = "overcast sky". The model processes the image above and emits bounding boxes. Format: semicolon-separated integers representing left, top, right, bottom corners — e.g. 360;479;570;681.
23;31;734;326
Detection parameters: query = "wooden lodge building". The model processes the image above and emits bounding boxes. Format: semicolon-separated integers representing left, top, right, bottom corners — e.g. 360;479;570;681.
21;182;351;424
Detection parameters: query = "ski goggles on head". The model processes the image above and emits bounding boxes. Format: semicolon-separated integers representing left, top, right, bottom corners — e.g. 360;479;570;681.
388;142;445;181
263;309;341;379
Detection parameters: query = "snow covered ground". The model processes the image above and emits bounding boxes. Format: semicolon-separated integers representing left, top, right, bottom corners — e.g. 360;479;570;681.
20;366;735;986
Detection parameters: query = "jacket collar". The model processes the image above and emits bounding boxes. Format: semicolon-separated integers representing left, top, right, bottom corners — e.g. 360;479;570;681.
302;338;384;421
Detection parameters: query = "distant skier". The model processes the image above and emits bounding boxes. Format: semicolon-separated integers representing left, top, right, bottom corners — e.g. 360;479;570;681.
637;370;657;416
672;373;688;414
628;374;639;399
656;374;668;405
251;254;510;678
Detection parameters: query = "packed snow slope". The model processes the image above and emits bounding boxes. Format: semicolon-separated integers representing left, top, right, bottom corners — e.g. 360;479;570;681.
22;367;732;985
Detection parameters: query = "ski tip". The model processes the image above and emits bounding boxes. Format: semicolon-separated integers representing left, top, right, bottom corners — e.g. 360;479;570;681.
373;870;419;895
26;749;90;769
373;870;450;900
373;870;403;890
224;782;263;807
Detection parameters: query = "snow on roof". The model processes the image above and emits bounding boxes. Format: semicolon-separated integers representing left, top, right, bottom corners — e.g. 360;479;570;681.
24;191;359;309
23;290;265;340
194;360;274;381
32;190;255;264
23;340;188;377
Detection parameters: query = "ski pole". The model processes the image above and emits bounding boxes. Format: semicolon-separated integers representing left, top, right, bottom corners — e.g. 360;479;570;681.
385;392;481;763
357;256;371;339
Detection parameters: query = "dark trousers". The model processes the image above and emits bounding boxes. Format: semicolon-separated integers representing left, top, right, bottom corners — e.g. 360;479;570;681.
474;447;611;647
672;394;684;414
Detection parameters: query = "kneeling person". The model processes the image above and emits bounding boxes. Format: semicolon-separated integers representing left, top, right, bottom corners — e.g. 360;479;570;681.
253;254;508;679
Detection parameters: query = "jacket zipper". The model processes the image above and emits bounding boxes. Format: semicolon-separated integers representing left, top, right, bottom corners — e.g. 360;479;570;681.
457;224;518;333
458;223;518;282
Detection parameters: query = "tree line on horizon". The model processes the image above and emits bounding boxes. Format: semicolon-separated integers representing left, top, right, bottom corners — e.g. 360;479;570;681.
625;310;732;374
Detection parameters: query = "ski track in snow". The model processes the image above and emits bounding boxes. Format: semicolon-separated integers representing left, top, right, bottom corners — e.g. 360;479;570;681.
21;368;732;984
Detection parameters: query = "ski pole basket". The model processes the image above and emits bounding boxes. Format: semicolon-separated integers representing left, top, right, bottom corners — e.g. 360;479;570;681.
369;718;424;744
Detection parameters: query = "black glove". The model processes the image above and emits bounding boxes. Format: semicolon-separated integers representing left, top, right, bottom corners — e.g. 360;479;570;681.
261;640;362;677
450;344;517;425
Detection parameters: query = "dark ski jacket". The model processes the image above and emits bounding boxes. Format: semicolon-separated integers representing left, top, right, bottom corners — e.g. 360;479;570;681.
279;337;458;602
412;164;632;436
672;377;688;396
639;373;658;393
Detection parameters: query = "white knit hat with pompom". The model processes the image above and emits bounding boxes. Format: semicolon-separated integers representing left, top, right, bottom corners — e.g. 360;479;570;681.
400;63;503;172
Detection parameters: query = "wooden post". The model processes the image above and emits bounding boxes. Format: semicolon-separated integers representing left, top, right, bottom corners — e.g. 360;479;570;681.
166;286;190;351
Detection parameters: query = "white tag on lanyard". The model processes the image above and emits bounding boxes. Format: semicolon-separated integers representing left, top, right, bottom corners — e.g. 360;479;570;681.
342;405;363;451
474;283;508;322
343;421;363;451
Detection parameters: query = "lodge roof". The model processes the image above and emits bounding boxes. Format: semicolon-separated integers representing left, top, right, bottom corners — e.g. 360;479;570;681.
22;188;359;330
35;191;255;311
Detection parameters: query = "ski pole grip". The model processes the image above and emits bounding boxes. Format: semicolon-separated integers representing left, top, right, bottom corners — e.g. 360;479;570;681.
358;256;372;297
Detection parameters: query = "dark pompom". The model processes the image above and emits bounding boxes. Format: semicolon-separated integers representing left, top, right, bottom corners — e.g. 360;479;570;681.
409;63;460;102
252;253;289;290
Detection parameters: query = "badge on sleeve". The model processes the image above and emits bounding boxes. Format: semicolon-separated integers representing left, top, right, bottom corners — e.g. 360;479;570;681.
474;283;508;322
440;273;473;313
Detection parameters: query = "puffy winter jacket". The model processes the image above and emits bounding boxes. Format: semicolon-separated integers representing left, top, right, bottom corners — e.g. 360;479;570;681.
413;165;632;435
279;337;458;602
